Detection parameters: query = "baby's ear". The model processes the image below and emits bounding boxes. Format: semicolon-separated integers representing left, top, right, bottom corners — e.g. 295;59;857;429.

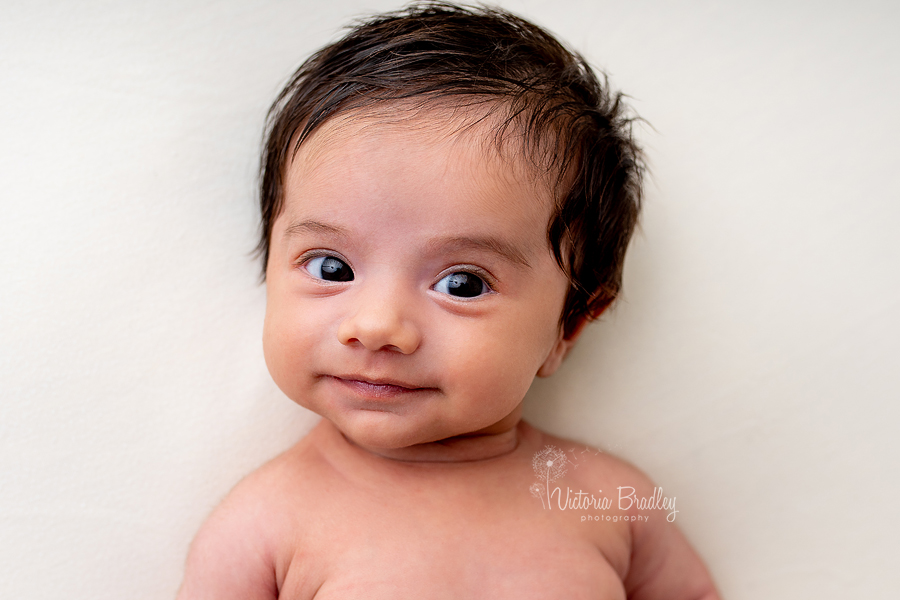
536;317;590;378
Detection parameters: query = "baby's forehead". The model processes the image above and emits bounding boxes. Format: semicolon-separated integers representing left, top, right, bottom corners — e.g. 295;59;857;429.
277;105;559;248
289;102;555;194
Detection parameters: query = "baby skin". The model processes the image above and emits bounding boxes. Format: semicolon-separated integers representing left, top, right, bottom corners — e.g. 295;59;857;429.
177;110;720;600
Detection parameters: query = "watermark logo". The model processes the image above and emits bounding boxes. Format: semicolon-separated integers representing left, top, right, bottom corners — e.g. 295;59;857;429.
530;445;568;509
529;445;679;522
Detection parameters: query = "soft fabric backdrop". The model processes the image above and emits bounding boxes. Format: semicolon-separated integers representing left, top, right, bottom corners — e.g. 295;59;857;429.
1;0;897;597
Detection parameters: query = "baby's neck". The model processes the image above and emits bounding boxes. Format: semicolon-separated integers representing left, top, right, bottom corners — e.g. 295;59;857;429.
325;416;523;464
350;429;520;463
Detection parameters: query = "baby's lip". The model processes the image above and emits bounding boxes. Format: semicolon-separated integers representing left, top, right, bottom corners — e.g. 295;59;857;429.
327;374;438;399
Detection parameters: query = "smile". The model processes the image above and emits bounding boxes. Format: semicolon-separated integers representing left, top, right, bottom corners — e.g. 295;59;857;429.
327;375;438;400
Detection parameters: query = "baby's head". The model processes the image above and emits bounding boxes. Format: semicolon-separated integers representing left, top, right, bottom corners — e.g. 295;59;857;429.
258;2;643;450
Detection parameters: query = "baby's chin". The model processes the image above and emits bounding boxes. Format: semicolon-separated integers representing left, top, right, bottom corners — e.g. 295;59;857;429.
333;415;464;451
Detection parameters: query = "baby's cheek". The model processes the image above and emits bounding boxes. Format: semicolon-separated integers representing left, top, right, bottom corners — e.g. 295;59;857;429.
263;304;313;400
449;329;538;407
262;331;298;400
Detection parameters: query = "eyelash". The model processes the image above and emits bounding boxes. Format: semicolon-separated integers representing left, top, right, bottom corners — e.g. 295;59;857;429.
297;250;353;273
435;265;497;293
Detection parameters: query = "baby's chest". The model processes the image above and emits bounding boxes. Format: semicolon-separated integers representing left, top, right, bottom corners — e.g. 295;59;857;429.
277;495;628;600
307;542;623;600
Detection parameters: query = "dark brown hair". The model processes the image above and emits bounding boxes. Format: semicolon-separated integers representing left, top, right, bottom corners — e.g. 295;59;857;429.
259;2;643;338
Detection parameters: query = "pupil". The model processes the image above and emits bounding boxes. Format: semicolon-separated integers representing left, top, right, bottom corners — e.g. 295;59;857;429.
447;273;483;297
320;257;352;281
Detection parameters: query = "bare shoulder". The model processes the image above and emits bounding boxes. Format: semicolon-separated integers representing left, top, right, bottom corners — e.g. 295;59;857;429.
519;421;721;600
520;421;647;489
177;434;325;600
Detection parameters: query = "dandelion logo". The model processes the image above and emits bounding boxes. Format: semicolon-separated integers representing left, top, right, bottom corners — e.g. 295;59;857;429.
531;445;568;509
529;482;546;509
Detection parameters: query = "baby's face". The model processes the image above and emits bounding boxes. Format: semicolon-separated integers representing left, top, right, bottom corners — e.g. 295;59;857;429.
263;110;571;451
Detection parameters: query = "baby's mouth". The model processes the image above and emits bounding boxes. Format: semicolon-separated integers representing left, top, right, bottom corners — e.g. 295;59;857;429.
328;375;437;400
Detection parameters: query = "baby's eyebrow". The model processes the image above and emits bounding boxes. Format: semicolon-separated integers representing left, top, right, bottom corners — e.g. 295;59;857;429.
284;219;349;238
284;220;531;268
427;235;532;269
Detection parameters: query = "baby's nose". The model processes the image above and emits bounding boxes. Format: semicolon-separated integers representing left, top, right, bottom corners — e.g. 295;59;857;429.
336;286;421;354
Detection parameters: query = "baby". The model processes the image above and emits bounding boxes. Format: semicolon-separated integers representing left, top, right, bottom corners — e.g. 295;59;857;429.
178;3;720;599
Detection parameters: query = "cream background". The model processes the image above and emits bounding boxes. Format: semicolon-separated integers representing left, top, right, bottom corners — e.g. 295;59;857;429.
1;0;898;598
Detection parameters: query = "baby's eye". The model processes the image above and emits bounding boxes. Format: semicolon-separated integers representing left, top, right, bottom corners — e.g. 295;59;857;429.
433;272;489;298
305;255;354;282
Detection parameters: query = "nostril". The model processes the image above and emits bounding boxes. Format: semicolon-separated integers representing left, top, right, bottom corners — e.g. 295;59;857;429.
337;320;420;354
